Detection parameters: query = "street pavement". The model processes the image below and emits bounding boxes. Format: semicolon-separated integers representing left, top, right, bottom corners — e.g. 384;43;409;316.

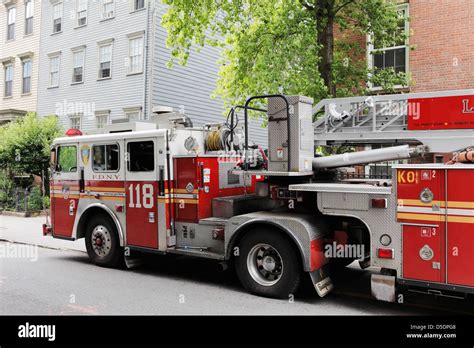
0;215;472;315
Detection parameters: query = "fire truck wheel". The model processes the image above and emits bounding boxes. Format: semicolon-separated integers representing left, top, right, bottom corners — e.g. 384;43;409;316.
234;229;301;299
85;215;124;268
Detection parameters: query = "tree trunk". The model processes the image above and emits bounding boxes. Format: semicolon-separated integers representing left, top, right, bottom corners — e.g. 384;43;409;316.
316;0;336;97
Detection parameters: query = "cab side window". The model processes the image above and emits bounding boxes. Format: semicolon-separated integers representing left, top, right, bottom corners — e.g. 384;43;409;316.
56;145;77;172
127;141;154;172
92;144;119;172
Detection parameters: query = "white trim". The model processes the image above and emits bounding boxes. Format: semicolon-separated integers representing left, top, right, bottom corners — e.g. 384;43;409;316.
367;3;409;90
127;33;144;75
101;0;115;20
97;40;114;79
48;53;61;88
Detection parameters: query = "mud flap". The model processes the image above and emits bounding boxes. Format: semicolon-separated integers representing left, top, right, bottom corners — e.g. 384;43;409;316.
124;250;144;269
371;273;396;302
309;266;334;297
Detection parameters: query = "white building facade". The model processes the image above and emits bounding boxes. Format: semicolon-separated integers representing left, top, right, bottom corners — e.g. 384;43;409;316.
0;0;41;124
36;0;267;145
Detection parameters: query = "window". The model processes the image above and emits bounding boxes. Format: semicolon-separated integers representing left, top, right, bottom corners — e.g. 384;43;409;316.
70;115;81;129
369;5;409;87
4;64;13;97
95;111;109;128
72;49;85;83
123;107;142;120
98;43;112;78
49;55;60;87
7;7;16;40
56;145;77;172
127;141;154;172
25;0;34;35
77;0;88;27
128;35;144;74
133;0;145;11
102;0;115;19
22;59;32;94
52;3;62;33
92;144;119;172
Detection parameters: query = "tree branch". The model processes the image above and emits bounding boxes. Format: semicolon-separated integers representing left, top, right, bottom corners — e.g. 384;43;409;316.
334;0;355;14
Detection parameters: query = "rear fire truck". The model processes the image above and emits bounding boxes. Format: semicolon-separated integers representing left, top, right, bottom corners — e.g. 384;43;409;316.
44;89;474;302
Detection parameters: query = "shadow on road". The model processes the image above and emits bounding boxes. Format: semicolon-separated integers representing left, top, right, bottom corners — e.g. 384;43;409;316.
57;250;474;315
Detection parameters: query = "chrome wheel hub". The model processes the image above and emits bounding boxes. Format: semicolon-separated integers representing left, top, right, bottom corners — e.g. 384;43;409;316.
91;225;112;257
247;243;283;286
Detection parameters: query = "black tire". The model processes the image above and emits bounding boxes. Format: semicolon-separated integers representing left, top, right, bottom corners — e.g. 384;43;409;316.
85;214;124;268
234;228;302;299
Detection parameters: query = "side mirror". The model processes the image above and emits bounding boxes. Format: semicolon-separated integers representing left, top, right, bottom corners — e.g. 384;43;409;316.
50;148;57;172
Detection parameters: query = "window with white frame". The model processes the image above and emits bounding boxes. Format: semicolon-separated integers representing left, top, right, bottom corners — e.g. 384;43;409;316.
133;0;145;11
77;0;88;27
369;4;409;87
69;114;82;129
4;64;13;97
24;0;34;35
123;107;141;120
98;43;112;79
72;49;85;83
49;54;60;87
102;0;115;19
128;35;144;74
95;111;109;128
7;7;16;40
22;59;32;94
52;2;62;33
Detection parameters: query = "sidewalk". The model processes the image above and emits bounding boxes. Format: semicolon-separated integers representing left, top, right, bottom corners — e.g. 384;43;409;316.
0;214;86;252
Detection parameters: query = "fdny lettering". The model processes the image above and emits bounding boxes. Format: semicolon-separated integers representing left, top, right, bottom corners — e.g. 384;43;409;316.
397;170;417;184
92;174;121;180
462;99;474;114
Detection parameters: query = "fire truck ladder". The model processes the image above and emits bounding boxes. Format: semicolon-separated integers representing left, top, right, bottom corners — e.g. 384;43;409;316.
312;89;474;152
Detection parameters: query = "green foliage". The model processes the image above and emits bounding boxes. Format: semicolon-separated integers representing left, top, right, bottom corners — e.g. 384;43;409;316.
0;113;63;177
0;173;16;210
57;145;77;173
162;0;410;111
28;186;44;211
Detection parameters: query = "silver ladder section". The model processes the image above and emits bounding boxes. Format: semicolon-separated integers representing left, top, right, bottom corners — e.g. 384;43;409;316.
313;89;474;152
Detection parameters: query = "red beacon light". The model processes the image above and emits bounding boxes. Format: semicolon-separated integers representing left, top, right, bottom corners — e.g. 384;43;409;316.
65;128;83;136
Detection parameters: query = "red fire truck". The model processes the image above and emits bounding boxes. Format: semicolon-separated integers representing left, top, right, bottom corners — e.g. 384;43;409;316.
44;90;474;302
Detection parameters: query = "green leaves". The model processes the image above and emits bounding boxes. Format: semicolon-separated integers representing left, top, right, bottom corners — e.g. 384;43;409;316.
0;113;63;177
162;0;409;112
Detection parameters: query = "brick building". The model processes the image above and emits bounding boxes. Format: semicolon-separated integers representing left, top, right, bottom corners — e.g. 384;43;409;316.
341;0;474;93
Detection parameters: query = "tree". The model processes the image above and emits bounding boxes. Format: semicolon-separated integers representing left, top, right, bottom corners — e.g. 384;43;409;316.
0;113;63;191
162;0;409;109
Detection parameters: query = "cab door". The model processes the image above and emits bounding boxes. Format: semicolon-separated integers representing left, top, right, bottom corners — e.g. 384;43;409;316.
51;143;80;238
125;138;159;249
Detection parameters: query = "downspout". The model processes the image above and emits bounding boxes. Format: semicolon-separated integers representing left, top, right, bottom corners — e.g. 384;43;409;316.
142;0;154;120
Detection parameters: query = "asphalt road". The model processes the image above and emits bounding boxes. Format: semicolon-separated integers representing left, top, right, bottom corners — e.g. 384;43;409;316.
0;241;468;316
1;216;473;315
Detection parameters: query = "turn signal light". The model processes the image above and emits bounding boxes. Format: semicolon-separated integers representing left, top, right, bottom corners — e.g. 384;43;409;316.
115;204;124;212
377;248;394;259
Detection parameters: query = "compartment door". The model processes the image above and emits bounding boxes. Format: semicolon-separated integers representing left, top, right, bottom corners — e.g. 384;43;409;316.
446;169;474;287
398;168;446;283
125;139;159;249
403;224;443;282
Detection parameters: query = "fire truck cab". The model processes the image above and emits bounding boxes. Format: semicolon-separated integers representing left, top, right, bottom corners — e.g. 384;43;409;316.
45;90;474;302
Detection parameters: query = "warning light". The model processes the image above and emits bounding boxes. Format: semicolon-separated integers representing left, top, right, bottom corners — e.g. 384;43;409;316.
65;128;83;136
